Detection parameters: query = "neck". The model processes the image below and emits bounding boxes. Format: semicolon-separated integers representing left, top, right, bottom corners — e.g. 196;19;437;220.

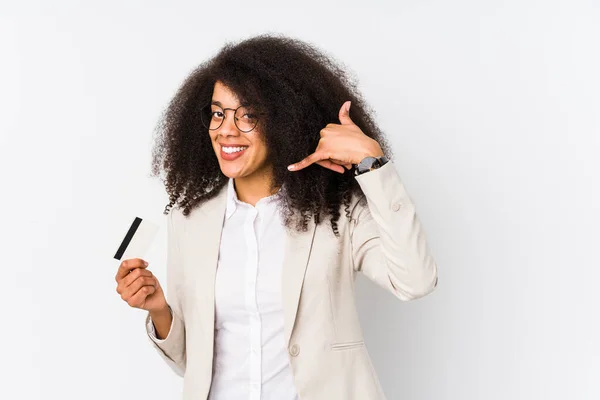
233;167;278;207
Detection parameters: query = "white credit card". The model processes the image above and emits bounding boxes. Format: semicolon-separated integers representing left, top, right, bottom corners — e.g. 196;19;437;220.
113;217;159;260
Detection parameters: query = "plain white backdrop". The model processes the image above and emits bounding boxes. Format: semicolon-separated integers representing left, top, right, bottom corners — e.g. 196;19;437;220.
1;0;598;399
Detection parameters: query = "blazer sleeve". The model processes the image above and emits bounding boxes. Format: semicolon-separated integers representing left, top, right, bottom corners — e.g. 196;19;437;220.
351;161;438;301
145;209;186;376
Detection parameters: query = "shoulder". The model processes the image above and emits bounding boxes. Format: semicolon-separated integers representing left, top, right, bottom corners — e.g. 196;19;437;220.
167;185;228;225
166;204;185;224
316;191;368;239
347;189;369;221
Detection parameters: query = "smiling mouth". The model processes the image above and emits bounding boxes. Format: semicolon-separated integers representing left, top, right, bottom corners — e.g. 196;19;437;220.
220;145;249;161
221;145;248;154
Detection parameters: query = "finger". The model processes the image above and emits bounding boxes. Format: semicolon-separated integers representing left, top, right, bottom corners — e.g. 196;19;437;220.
320;126;338;137
121;275;157;301
127;285;157;309
316;160;345;174
338;101;355;126
117;268;153;294
330;159;353;170
115;258;149;282
288;151;326;172
115;258;148;282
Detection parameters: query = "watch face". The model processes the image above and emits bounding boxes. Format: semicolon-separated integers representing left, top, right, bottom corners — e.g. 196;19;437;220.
355;156;388;175
359;157;378;170
357;157;377;174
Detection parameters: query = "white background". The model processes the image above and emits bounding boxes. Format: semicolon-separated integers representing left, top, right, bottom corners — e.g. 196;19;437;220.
1;0;598;399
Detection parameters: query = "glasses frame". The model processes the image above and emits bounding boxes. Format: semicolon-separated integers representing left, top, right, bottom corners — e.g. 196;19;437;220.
201;103;264;133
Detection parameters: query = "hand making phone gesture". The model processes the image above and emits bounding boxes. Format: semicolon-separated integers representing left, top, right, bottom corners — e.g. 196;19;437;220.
287;101;384;174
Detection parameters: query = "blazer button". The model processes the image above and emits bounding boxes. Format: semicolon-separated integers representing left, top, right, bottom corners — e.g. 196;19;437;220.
289;344;300;357
392;203;402;212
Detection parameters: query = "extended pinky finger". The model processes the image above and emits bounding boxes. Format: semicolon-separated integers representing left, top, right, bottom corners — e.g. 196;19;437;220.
316;160;345;174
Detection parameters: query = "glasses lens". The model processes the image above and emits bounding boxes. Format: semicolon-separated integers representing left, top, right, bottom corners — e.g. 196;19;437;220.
201;105;224;130
200;104;259;132
234;106;258;132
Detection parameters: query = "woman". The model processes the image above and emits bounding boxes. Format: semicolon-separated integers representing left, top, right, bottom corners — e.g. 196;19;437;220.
115;34;438;400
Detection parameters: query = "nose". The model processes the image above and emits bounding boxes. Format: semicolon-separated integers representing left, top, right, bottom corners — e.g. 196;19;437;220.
217;110;241;137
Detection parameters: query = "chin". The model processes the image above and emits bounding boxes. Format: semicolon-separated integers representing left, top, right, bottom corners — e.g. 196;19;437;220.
220;169;240;179
218;163;247;179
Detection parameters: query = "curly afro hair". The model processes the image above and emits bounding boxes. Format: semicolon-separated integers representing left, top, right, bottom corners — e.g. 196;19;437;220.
151;33;392;236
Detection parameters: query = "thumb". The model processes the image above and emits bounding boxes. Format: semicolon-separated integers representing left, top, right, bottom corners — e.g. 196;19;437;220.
338;101;354;125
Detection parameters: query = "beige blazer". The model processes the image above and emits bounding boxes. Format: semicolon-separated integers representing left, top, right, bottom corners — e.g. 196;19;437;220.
145;161;438;400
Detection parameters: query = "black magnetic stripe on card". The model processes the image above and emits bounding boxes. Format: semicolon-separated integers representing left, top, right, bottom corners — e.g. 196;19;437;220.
114;217;143;260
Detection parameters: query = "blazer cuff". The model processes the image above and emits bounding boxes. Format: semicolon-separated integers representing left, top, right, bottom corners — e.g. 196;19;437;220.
354;160;412;208
145;307;186;376
145;307;179;346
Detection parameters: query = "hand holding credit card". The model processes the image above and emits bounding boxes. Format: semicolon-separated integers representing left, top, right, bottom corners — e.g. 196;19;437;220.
113;217;170;326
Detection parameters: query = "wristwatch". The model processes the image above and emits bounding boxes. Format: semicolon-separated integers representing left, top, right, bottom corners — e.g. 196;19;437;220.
354;155;389;176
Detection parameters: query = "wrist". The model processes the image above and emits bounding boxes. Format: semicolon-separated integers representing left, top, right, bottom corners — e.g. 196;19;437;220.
149;305;171;321
355;142;384;163
149;305;173;341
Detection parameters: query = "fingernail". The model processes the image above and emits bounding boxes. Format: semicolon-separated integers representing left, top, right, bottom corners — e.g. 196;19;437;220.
287;165;296;171
144;261;149;266
346;101;351;112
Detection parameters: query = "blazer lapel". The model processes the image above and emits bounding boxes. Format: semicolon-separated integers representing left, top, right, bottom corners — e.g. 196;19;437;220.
282;217;317;345
183;187;227;342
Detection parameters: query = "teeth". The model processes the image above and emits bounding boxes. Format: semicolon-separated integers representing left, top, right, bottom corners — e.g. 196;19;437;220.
222;146;248;154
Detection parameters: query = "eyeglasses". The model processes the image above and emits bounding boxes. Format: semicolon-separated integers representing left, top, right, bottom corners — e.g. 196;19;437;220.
200;103;263;133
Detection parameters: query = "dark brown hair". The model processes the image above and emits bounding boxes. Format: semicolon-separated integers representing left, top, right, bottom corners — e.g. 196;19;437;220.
151;33;391;235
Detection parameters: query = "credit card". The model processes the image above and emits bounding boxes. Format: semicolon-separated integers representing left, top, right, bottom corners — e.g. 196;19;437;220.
113;217;159;260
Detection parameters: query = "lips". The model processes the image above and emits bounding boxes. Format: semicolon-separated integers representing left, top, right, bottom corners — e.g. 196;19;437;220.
220;144;248;161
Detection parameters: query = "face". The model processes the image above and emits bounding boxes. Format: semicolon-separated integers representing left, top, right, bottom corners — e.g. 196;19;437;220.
208;81;271;181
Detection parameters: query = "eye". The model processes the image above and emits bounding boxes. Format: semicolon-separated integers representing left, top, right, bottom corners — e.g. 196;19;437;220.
212;111;224;118
238;112;256;121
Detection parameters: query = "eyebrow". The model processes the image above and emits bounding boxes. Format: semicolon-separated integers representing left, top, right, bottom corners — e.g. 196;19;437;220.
211;100;247;108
